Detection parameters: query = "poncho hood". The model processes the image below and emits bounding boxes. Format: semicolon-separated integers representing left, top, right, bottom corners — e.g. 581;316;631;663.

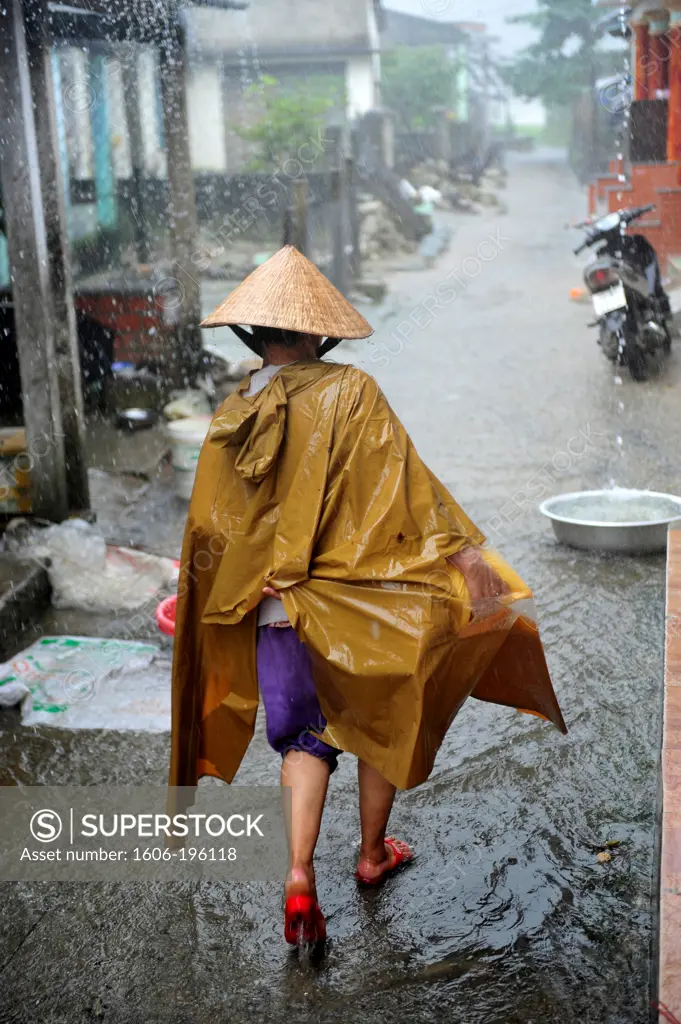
208;363;333;483
170;362;566;792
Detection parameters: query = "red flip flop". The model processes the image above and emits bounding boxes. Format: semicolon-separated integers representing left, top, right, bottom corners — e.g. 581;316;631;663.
284;894;327;946
355;837;414;886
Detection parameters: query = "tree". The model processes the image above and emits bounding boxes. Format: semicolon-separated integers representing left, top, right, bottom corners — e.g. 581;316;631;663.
237;75;340;170
381;46;456;131
503;0;617;107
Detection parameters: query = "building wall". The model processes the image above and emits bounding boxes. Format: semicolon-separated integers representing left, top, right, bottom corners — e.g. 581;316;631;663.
185;1;380;162
187;63;228;172
57;49;96;240
221;67;252;172
221;60;347;172
346;56;378;120
61;48;94;180
188;0;376;58
381;9;465;48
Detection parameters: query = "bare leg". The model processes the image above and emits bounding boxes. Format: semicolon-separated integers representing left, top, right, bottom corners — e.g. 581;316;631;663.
356;760;409;882
282;750;330;900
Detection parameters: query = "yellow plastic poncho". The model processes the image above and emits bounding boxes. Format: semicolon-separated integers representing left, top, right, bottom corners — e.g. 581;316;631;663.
169;361;566;791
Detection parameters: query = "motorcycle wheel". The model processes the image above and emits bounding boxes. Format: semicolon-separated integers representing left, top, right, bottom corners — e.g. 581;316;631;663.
626;342;648;381
663;322;672;355
620;314;649;381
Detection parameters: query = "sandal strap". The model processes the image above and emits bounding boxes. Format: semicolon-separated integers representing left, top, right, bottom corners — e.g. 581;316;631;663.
385;837;412;866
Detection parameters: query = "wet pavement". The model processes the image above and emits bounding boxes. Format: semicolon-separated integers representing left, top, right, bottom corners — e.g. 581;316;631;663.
1;150;679;1023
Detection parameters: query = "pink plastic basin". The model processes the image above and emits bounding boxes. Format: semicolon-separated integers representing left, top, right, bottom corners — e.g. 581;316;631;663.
156;594;177;637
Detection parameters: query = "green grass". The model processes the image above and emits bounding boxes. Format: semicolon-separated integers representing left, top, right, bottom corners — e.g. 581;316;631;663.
512;115;570;147
513;123;546;138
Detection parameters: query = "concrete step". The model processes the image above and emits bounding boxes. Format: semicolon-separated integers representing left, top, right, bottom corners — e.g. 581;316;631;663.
0;553;50;663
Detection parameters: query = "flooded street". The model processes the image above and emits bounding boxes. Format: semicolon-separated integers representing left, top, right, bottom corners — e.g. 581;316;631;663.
1;152;676;1023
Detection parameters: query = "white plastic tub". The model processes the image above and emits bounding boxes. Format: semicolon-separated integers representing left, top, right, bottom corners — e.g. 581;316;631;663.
166;416;212;500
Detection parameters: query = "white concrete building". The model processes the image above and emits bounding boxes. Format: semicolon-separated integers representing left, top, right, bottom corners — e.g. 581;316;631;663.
185;0;383;170
50;1;383;200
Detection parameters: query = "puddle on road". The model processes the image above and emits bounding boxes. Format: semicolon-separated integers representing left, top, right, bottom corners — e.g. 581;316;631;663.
0;535;664;1024
0;157;671;1023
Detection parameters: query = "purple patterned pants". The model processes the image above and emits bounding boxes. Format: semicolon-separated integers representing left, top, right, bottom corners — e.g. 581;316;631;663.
255;626;341;772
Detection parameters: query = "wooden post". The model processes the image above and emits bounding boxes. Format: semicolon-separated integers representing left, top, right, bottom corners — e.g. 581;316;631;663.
25;0;89;514
283;179;308;255
122;46;152;265
158;28;203;384
432;106;451;165
361;109;388;165
0;0;68;520
348;130;361;282
293;179;309;255
324;125;349;295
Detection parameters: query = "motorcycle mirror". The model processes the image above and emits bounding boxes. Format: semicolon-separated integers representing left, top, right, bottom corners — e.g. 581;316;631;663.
596;7;632;39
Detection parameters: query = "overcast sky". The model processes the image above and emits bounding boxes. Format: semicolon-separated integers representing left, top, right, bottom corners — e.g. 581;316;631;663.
383;0;538;57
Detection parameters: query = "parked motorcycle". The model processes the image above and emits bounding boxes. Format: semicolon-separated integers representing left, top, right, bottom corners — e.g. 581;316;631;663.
574;204;672;381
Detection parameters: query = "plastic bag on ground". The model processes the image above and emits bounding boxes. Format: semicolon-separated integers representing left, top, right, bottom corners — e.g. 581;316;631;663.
30;519;178;612
0;636;171;730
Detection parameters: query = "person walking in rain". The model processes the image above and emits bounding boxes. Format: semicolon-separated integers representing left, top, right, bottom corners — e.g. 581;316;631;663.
169;246;566;945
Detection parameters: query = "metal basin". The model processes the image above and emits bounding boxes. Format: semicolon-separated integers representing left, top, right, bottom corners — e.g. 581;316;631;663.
117;407;158;431
539;489;681;554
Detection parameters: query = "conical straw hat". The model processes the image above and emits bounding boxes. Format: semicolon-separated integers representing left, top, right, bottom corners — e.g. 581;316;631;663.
200;245;373;340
